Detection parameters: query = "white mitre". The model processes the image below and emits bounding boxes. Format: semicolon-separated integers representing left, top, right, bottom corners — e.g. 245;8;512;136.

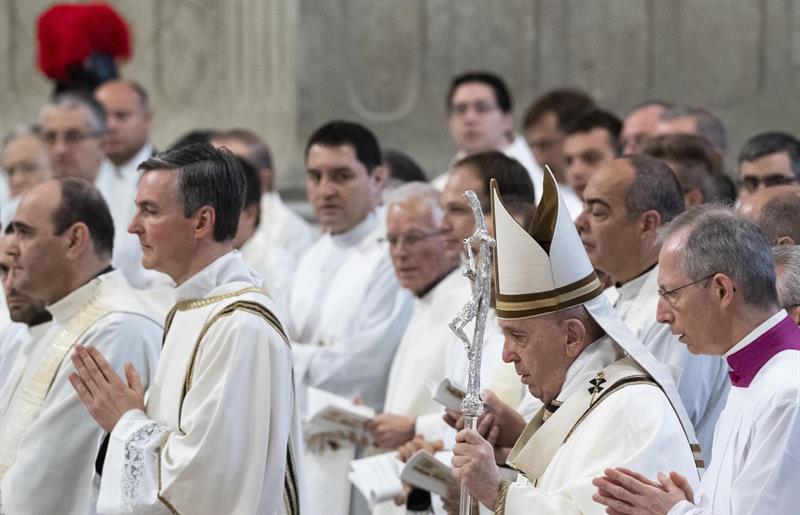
490;167;699;446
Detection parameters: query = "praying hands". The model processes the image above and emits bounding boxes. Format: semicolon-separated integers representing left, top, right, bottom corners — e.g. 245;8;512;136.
592;467;694;515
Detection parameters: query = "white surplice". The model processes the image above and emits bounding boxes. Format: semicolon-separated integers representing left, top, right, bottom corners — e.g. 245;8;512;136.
501;337;701;515
0;322;30;393
96;252;303;515
611;265;729;464
96;144;169;289
0;270;163;514
260;191;317;261
669;312;800;515
0;321;51;416
432;135;544;204
240;228;295;317
288;210;413;515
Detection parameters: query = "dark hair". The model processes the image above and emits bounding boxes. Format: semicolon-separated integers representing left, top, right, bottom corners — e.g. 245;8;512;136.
305;120;382;172
454;150;535;205
757;191;800;244
738;131;800;180
562;108;623;155
167;129;219;152
237;156;262;209
640;133;723;201
384;149;427;183
522;89;594;130
52;178;114;258
138;143;246;242
214;128;273;171
624;155;685;225
447;71;512;113
660;106;727;153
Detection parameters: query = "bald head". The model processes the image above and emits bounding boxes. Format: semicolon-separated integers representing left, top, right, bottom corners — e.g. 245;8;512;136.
621;102;669;154
738;185;800;245
95;80;152;166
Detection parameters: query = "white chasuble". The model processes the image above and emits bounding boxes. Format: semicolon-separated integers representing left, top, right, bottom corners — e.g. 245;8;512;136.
500;338;701;515
97;253;303;515
612;265;729;463
0;271;163;514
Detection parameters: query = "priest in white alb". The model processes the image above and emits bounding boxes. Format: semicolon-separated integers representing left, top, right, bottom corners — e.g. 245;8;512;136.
593;206;800;515
451;168;703;514
69;144;303;514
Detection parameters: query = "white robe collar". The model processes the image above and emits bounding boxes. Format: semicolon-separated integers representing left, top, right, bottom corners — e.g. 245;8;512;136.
174;251;260;301
328;209;380;248
46;270;117;325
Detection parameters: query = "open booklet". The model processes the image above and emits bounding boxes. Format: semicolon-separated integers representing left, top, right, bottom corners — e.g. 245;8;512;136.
400;449;456;498
304;386;375;438
348;452;405;507
428;377;467;413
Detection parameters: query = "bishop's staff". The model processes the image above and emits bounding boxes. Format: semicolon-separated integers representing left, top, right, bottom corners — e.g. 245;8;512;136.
448;190;495;515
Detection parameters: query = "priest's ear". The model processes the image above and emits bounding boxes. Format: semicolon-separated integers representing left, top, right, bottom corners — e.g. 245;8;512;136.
562;318;589;359
62;221;92;260
711;272;737;308
788;305;800;328
639;209;661;242
191;205;216;241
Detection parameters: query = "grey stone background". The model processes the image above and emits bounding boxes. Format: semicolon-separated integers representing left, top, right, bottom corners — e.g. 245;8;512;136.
1;0;799;194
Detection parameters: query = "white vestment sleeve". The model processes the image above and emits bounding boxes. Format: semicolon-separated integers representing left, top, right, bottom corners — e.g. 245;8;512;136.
293;258;412;409
98;311;297;515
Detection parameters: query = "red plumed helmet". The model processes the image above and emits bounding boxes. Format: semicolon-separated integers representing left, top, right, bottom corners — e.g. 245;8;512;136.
37;2;131;83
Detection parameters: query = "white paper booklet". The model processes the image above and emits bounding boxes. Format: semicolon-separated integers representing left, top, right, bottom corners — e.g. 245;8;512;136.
348;452;405;507
400;450;456;497
428;378;466;412
304;386;375;437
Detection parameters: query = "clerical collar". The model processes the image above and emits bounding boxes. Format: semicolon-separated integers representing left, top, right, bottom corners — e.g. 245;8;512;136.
614;262;657;289
174;251;258;302
330;209;379;247
726;311;800;387
415;266;459;299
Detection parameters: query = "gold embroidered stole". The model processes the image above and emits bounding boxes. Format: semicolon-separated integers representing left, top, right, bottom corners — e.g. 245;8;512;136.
0;299;113;478
506;356;658;484
156;288;300;515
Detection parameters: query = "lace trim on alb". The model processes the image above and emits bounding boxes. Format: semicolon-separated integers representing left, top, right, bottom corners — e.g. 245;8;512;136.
122;422;162;509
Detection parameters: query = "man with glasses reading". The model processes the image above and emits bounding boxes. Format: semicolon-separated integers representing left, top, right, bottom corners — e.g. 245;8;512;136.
737;131;800;199
594;206;800;515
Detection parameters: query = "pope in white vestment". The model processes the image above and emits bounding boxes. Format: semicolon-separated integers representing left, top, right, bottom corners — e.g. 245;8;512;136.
96;252;303;515
668;311;800;515
608;265;730;463
0;270;162;514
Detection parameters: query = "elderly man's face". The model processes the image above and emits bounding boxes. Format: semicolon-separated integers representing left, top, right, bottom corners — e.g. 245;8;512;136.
386;199;452;295
499;314;574;404
6;181;70;304
40;105;104;182
563;128;618;200
2;133;49;197
737;151;797;199
448;82;512;155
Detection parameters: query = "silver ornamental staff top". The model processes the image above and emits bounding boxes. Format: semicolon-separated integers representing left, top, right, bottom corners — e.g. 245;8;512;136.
448;190;495;417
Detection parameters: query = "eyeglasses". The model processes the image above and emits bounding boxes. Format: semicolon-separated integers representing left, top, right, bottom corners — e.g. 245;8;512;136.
737;175;798;193
449;101;500;117
382;229;446;248
657;273;716;303
41;130;101;146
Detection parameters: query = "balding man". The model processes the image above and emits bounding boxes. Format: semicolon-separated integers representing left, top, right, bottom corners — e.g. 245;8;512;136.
575;156;729;462
0;179;162;513
773;245;800;327
621;100;672;154
737;184;800;245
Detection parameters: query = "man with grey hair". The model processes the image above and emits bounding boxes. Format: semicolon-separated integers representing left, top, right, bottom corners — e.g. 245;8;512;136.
736;131;800;199
653;105;727;155
773;245;800;327
594;206;800;515
737;184;800;245
1;128;50;223
576;155;729;461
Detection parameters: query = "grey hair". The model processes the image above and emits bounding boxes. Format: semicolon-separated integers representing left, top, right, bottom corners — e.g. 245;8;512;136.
658;204;778;308
40;92;106;134
386;181;444;225
2;125;41;148
757;191;800;244
659;105;726;154
624;155;685;225
552;304;606;343
772;246;800;309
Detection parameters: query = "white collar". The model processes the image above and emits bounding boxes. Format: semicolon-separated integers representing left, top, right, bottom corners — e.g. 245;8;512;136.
46;270;117;325
174;251;260;301
329;209;379;247
723;310;788;358
615;265;657;302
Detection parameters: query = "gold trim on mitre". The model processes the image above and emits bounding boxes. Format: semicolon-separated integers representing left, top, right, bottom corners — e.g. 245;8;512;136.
490;166;603;319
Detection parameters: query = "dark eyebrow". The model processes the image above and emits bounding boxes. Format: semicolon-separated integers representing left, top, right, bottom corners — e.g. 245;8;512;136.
11;221;34;233
585;198;611;210
136;200;157;209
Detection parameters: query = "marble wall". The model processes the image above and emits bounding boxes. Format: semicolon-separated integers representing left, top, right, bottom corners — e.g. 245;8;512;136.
1;0;798;191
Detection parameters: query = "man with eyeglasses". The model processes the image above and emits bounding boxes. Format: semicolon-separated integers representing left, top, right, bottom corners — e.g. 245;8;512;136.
288;121;413;515
737;131;800;199
576;155;729;463
1;128;50;224
433;71;543;204
594;206;800;515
